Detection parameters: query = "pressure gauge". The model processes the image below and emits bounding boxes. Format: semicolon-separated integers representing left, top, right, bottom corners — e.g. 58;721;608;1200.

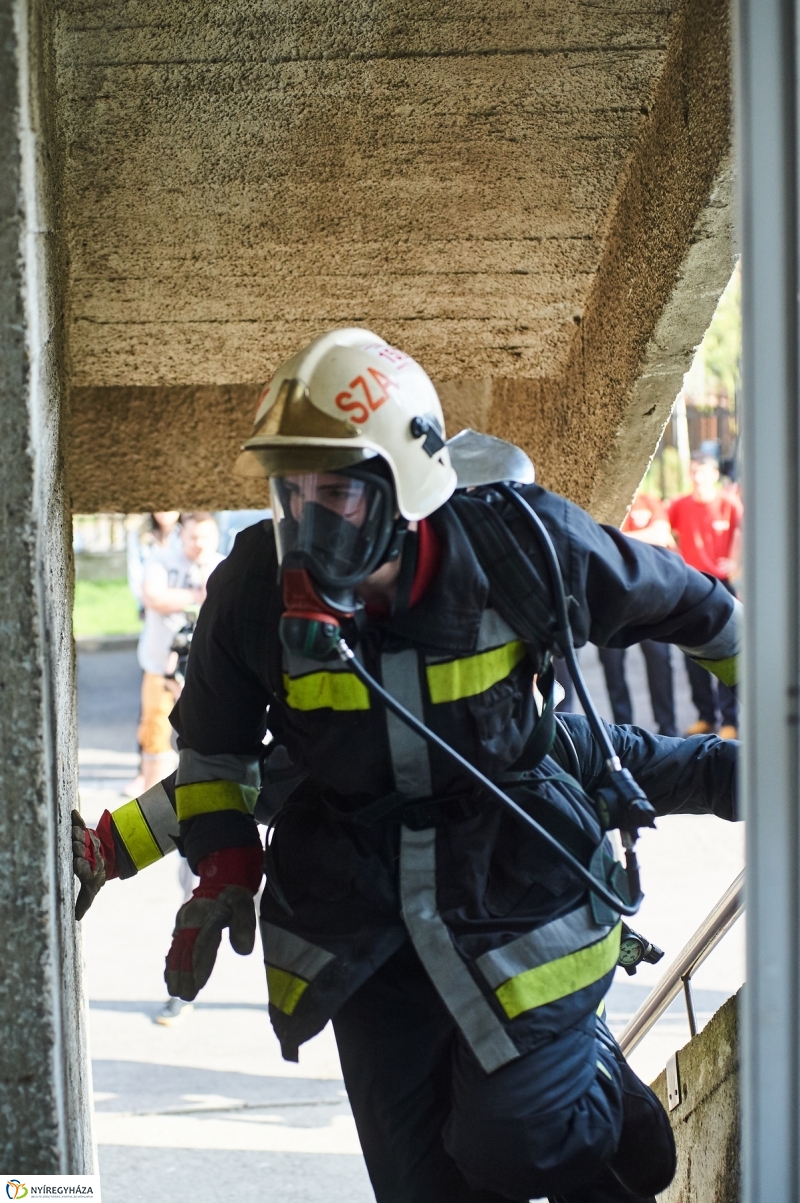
617;924;665;977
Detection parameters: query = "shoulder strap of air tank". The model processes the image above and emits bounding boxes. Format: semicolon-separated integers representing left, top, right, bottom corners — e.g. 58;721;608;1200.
450;491;563;774
551;714;583;781
511;660;557;767
448;491;558;665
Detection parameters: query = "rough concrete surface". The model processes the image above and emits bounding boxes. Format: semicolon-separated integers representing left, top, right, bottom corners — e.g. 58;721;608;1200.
652;991;740;1203
57;2;674;386
490;0;734;519
57;0;733;516
0;0;93;1173
587;155;734;523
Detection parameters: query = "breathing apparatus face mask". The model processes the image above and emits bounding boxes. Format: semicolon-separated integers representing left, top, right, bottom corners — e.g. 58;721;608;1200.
271;465;403;659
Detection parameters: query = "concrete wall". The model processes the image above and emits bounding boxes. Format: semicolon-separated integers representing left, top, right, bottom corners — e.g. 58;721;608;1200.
651;991;740;1203
0;0;93;1172
57;0;734;517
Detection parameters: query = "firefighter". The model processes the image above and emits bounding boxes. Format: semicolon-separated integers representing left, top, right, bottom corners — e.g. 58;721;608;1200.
73;329;740;1203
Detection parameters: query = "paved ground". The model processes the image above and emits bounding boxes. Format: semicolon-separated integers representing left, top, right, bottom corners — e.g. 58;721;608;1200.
77;644;744;1202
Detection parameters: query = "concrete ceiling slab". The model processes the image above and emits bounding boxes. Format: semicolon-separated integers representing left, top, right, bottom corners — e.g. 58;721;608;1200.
60;0;733;517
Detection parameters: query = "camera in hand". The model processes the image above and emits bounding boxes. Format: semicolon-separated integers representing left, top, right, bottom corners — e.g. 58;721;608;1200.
165;616;196;687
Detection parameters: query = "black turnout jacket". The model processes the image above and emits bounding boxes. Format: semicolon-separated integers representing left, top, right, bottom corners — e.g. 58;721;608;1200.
166;484;738;1066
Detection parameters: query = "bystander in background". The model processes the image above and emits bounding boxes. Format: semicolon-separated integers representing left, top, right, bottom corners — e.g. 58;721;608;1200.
126;511;182;611
124;512;182;795
215;508;272;556
669;453;742;738
597;491;678;736
137;512;224;791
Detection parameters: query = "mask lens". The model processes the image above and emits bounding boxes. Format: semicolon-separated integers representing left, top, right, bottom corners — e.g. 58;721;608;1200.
271;470;392;588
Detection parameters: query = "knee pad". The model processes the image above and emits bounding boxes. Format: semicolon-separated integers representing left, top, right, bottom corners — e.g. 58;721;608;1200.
444;1071;622;1201
593;1018;675;1197
607;1059;676;1197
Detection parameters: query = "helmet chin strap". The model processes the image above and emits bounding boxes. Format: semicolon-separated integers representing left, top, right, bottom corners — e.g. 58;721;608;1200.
379;515;409;566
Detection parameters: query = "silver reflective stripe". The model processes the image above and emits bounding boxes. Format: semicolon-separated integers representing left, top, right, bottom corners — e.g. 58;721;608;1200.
177;748;262;789
260;921;335;981
400;826;520;1073
137;781;178;855
678;596;742;659
477;608;519;651
283;648;356;677
381;650;433;798
476;904;612;990
427;608;520;664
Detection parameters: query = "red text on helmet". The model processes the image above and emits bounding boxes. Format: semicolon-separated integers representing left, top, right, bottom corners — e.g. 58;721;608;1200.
335;367;397;424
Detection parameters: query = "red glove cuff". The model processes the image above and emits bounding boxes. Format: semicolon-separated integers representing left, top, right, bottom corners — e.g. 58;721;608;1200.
193;846;264;899
94;810;119;880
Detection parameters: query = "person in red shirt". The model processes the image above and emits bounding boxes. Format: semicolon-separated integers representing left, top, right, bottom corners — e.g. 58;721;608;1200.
622;491;676;548
668;457;742;579
669;455;742;738
598;492;678;736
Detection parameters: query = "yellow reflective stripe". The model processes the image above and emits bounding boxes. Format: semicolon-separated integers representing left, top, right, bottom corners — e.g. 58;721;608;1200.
282;670;370;712
175;780;259;821
112;799;163;871
495;923;622;1020
426;640;527;705
266;964;309;1015
693;655;738;688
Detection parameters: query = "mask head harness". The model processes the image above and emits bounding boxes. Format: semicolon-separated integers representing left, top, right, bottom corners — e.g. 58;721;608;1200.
273;458;408;659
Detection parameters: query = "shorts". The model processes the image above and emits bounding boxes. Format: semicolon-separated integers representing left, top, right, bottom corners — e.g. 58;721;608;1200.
137;671;176;756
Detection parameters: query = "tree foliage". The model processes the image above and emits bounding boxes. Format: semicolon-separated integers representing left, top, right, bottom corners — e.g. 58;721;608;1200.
701;263;740;404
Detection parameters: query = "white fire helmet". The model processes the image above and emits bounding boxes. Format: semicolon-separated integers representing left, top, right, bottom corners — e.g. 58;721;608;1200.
234;328;457;521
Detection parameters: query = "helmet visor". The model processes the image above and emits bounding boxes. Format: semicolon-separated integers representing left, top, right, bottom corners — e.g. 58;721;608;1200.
270;470;394;589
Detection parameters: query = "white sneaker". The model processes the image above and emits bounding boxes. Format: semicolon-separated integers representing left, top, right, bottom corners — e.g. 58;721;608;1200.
153;997;194;1026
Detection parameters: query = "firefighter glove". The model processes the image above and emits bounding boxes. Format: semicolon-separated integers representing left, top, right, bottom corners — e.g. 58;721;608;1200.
72;809;117;920
165;846;264;1002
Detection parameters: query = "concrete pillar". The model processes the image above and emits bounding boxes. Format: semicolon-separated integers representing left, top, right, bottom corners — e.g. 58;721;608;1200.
738;0;800;1196
0;0;93;1172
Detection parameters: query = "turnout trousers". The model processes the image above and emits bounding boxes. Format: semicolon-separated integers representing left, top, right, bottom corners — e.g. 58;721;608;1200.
332;940;625;1203
597;643;676;737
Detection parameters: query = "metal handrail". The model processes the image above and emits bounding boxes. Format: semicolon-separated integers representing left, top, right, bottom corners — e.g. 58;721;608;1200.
618;869;745;1057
